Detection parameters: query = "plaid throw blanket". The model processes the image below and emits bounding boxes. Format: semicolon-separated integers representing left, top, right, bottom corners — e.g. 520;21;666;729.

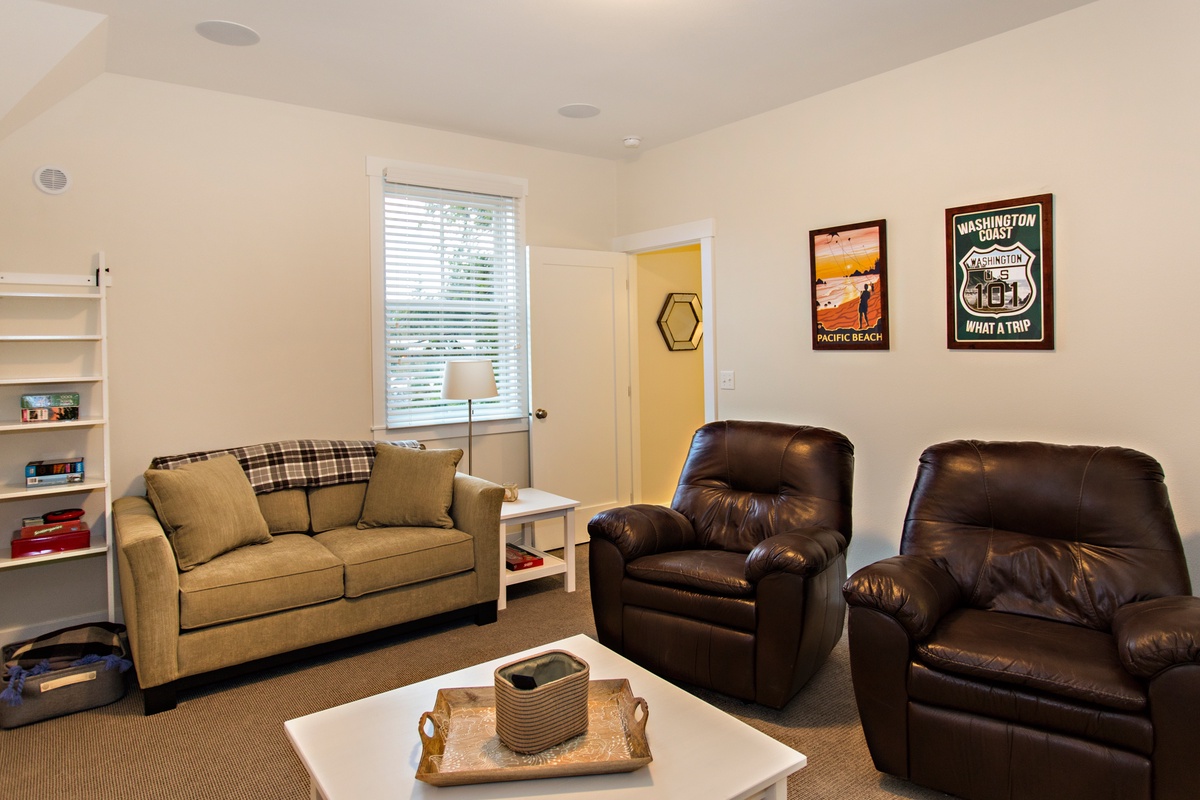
148;439;422;494
2;622;131;707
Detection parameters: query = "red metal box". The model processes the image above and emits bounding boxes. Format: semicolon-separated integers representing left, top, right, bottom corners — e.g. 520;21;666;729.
10;528;91;558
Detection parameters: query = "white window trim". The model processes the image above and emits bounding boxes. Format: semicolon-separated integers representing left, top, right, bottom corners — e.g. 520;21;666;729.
367;157;530;441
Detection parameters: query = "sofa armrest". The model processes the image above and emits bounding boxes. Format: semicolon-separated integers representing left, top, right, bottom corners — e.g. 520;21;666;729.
842;555;962;641
449;474;504;601
746;527;847;582
1112;595;1200;679
112;496;182;689
587;504;697;562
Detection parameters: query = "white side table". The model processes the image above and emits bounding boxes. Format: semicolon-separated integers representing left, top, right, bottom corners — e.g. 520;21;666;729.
497;488;579;610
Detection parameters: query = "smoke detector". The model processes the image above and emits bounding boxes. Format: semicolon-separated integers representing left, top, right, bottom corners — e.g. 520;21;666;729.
33;165;71;195
623;136;642;149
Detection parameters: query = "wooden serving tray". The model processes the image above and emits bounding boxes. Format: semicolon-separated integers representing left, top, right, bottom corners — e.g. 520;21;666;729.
415;678;651;786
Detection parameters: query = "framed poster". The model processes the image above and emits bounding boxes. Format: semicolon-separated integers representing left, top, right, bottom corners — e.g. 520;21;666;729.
809;219;889;350
946;194;1054;349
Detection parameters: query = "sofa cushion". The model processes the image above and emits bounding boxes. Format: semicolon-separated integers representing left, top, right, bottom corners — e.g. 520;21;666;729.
257;489;310;534
309;482;368;533
178;534;345;629
314;526;474;598
144;454;272;571
358;445;462;530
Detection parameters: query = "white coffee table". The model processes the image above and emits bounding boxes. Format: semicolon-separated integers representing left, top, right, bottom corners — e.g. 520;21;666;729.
285;634;806;800
497;488;579;610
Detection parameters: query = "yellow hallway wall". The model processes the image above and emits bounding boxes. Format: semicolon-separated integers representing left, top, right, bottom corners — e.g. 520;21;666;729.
636;246;704;505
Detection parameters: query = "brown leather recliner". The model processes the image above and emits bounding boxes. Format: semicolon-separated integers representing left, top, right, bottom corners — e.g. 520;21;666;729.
588;420;854;708
843;440;1200;800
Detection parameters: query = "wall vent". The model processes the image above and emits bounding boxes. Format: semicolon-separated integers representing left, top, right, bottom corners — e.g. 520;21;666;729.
34;165;71;195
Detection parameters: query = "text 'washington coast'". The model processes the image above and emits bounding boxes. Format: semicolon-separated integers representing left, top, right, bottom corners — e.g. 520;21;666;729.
956;212;1038;243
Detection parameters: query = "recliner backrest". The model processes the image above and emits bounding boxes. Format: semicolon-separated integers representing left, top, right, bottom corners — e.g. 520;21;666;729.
901;439;1191;630
671;420;854;553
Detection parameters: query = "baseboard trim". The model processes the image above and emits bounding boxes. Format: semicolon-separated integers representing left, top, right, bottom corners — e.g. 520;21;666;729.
0;611;109;649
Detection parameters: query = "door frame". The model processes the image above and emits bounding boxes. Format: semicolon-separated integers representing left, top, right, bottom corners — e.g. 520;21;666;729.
612;219;717;503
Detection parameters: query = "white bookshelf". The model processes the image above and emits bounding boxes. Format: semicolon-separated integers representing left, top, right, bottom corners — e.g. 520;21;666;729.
0;258;115;638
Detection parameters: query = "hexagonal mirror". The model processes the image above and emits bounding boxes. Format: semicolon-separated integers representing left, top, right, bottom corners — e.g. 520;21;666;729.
657;292;703;351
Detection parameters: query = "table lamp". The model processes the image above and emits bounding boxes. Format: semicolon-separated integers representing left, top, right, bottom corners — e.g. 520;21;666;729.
441;359;498;475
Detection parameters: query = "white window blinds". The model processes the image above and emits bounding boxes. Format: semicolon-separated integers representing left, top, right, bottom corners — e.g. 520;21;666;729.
379;176;528;429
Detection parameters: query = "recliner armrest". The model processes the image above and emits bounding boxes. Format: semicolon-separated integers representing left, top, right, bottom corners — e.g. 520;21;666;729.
1112;595;1200;679
842;555;961;640
745;527;846;582
587;504;696;562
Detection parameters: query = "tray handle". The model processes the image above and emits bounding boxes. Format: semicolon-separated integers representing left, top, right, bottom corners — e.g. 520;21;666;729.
631;697;649;736
418;711;446;751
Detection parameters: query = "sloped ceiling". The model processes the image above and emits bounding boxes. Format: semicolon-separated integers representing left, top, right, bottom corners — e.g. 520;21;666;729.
0;0;105;123
14;1;1099;158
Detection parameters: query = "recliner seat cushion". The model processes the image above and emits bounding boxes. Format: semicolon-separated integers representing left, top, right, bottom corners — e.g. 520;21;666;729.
178;533;344;630
625;550;753;596
315;526;474;598
916;608;1146;712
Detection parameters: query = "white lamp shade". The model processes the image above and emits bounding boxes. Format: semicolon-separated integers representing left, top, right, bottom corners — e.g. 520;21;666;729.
441;359;498;400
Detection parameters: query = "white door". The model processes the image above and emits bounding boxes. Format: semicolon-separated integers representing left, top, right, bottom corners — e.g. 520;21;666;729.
527;246;633;548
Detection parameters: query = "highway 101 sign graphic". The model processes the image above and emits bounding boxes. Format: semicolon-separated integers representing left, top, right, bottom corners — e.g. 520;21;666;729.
946;194;1054;350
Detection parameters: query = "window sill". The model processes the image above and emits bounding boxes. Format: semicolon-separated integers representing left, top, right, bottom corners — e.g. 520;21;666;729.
373;416;529;443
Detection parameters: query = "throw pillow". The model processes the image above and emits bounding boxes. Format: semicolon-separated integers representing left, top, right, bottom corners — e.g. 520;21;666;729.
144;454;273;571
357;444;462;530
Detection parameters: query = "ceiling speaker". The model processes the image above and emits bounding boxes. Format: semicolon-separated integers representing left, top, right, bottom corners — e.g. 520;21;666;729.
34;165;71;195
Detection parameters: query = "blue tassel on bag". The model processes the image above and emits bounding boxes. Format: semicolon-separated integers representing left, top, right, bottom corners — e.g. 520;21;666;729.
74;653;132;673
1;660;53;707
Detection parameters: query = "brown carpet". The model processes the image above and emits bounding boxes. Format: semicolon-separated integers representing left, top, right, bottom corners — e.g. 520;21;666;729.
0;545;953;799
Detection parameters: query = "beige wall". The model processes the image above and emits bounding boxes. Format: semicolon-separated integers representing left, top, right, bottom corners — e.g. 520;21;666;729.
0;74;618;632
0;74;618;498
635;246;705;505
616;0;1200;579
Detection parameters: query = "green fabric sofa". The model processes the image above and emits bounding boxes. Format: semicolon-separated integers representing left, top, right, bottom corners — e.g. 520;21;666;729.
112;440;503;714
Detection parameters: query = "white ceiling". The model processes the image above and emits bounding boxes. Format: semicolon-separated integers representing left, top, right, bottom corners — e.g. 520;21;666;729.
27;0;1098;159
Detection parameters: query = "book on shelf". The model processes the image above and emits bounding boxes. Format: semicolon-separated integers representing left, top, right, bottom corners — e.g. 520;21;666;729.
20;393;81;424
21;406;80;423
26;473;85;487
15;520;89;540
505;543;544;571
26;458;85;478
20;393;80;409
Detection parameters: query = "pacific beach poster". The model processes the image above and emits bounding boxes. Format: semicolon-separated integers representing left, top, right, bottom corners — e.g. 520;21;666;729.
808;219;889;350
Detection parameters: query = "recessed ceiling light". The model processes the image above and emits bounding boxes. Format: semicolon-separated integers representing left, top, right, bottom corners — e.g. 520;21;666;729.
195;20;261;47
558;104;601;119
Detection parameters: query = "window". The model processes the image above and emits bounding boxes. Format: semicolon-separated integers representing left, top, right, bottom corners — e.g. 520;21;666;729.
368;159;529;435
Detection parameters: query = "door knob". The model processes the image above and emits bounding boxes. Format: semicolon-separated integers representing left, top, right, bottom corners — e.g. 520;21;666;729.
534;408;548;419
